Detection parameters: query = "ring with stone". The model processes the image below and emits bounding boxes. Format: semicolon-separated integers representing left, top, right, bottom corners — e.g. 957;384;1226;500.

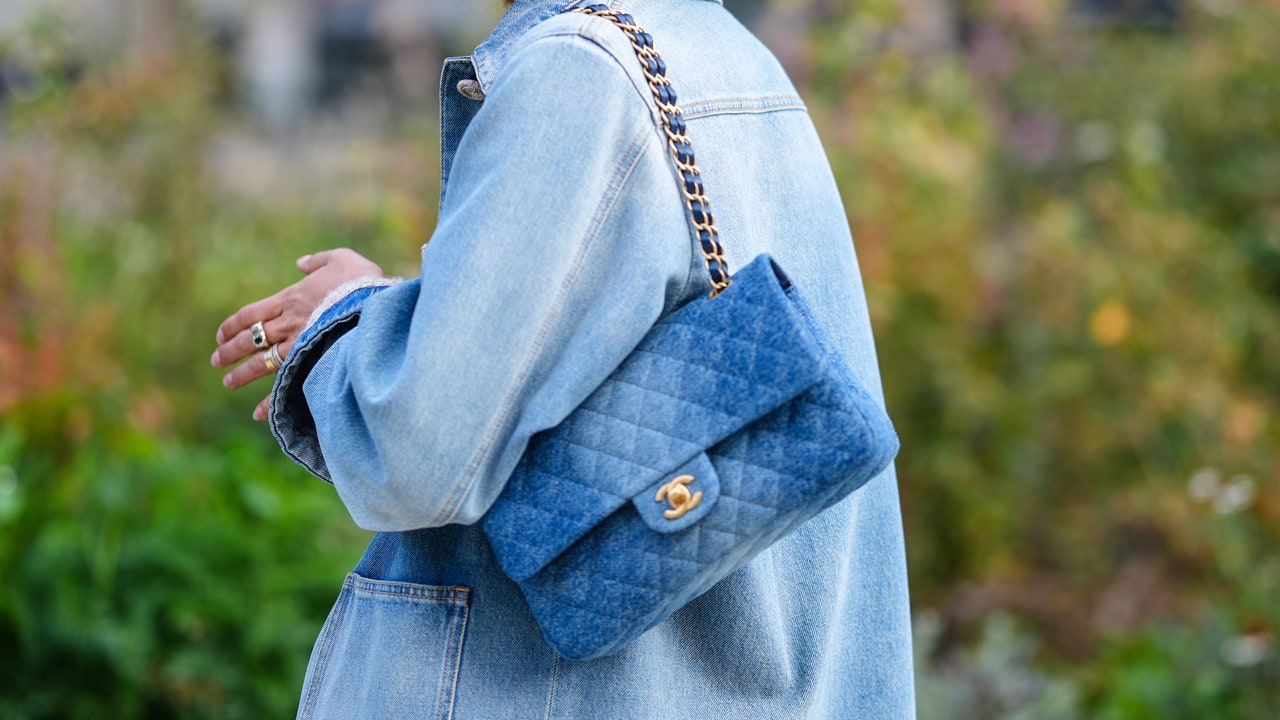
250;321;269;349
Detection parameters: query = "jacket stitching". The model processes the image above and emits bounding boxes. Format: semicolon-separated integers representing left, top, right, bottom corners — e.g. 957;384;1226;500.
436;119;655;526
521;26;706;303
435;599;468;720
682;101;808;120
542;653;560;720
298;577;354;720
680;94;804;114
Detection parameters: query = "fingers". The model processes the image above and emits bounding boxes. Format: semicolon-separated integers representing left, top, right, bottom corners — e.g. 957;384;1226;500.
216;247;381;412
297;249;339;274
210;314;297;369
297;248;379;276
216;294;284;345
220;339;292;391
253;395;270;421
216;250;343;343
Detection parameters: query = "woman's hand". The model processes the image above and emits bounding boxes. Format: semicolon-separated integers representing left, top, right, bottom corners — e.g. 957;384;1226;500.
212;248;383;420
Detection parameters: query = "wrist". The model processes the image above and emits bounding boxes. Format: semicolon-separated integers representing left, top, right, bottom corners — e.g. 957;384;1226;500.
305;275;403;331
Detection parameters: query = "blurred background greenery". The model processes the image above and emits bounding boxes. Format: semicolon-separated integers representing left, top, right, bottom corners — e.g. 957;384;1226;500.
0;0;1277;717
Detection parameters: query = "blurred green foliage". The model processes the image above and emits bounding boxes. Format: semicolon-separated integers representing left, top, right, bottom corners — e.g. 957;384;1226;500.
0;418;367;719
1;0;1278;717
0;7;416;716
812;0;1280;715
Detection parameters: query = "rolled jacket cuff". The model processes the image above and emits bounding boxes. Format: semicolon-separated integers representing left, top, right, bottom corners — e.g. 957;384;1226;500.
305;275;404;331
270;282;398;482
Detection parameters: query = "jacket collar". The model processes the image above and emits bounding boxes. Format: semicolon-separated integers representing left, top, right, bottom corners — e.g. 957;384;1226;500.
470;0;723;93
472;0;587;94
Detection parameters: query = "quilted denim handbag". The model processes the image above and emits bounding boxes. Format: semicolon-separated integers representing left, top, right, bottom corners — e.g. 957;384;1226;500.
481;5;900;661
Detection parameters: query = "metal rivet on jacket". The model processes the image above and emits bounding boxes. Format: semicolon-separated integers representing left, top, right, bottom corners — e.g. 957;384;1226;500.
456;79;486;101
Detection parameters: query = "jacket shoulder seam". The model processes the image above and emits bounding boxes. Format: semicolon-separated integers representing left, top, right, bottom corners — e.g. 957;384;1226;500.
512;21;669;129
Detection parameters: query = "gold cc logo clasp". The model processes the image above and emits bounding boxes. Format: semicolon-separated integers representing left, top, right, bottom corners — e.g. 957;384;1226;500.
655;474;703;520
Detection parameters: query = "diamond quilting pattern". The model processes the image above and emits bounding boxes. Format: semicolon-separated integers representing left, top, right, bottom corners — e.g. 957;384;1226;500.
481;255;900;659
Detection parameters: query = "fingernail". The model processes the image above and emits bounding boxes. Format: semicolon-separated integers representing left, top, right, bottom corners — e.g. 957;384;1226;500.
223;375;232;388
210;350;219;367
216;329;225;343
253;408;265;421
297;254;311;266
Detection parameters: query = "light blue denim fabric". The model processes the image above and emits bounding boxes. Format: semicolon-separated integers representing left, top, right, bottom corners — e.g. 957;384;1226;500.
270;0;916;716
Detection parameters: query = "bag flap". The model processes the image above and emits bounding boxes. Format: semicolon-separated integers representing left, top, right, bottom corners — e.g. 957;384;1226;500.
483;254;826;581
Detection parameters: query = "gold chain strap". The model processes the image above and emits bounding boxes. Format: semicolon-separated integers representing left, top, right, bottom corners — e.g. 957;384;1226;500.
574;5;732;296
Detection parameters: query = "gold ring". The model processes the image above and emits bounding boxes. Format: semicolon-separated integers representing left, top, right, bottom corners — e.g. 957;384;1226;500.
270;343;284;369
262;347;279;373
250;321;269;349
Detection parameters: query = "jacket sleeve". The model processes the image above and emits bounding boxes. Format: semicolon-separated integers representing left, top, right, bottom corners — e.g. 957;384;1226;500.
269;34;693;531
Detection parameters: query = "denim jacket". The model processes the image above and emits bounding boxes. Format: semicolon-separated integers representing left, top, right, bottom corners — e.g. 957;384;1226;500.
270;0;915;716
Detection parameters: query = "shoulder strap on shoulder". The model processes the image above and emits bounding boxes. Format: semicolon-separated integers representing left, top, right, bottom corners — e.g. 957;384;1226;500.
574;5;731;297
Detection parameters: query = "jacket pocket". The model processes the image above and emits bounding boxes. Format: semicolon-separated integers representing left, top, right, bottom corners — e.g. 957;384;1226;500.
296;573;470;720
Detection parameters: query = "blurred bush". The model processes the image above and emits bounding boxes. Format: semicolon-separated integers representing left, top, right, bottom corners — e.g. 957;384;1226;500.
0;6;422;717
0;417;368;719
0;0;1277;716
808;0;1280;714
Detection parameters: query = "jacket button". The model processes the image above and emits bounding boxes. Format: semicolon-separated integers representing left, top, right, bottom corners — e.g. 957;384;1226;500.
456;79;486;101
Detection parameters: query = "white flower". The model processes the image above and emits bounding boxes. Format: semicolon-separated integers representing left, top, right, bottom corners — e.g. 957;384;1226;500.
1187;467;1221;503
1213;475;1256;515
1221;633;1272;667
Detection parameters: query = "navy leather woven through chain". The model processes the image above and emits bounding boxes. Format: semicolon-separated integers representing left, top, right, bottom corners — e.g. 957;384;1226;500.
575;4;732;295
